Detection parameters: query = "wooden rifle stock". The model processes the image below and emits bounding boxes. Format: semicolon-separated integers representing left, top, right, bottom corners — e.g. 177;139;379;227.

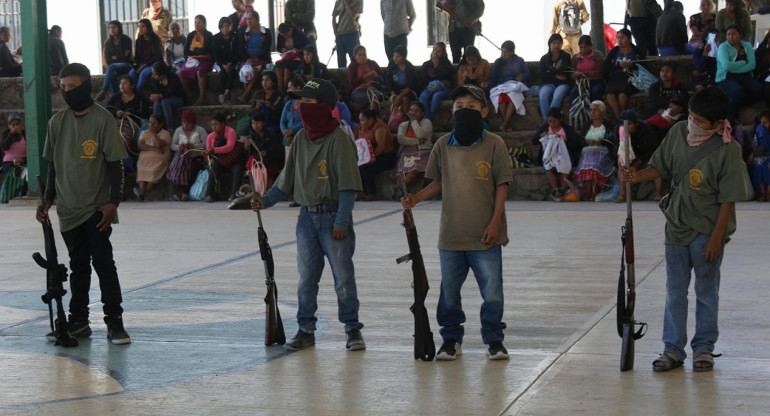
396;172;436;361
32;176;77;347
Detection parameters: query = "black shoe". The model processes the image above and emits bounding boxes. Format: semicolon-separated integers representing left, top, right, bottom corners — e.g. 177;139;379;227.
436;339;462;361
284;329;315;351
487;341;509;360
104;315;131;345
45;315;91;342
345;329;366;351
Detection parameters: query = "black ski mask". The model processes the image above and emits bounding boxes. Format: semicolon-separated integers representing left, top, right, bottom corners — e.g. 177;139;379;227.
63;79;94;112
453;108;484;146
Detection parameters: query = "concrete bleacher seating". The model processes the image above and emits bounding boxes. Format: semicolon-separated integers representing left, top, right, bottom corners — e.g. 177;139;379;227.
1;55;752;202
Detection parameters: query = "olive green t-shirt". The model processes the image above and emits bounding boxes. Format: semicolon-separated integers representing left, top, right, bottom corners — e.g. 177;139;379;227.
648;122;753;246
43;106;128;232
274;127;362;206
426;131;513;251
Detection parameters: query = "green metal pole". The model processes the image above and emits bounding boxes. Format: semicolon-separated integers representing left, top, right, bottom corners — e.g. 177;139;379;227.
21;0;51;194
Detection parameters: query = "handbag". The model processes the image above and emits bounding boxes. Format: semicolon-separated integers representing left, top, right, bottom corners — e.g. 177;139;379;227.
0;166;28;203
355;138;375;166
189;167;210;201
658;137;722;212
568;79;591;133
627;64;656;93
388;107;408;133
239;62;254;84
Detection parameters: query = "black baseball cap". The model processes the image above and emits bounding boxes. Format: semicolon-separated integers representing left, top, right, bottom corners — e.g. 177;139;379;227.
289;78;337;108
450;84;488;108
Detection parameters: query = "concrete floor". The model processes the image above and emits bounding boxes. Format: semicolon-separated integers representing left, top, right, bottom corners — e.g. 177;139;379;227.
0;201;768;415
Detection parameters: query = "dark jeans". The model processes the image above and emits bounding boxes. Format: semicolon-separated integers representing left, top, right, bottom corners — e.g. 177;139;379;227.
569;79;606;102
335;32;361;68
384;33;408;63
717;72;763;116
627;17;658;57
218;66;238;94
153;96;184;130
359;151;396;195
61;211;124;320
207;161;245;199
449;28;476;64
0;67;22;78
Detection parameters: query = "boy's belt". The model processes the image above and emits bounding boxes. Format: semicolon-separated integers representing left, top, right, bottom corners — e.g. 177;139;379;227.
303;201;338;213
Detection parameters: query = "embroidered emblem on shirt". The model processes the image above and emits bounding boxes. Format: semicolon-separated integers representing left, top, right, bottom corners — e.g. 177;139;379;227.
81;140;97;159
689;169;704;190
318;160;329;179
475;161;491;180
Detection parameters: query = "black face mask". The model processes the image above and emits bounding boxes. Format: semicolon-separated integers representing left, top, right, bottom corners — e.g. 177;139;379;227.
63;79;94;112
453;108;484;146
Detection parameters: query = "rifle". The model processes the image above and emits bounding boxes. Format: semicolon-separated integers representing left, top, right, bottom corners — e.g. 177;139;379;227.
395;172;436;361
617;121;647;371
32;176;78;347
435;1;501;50
249;172;286;346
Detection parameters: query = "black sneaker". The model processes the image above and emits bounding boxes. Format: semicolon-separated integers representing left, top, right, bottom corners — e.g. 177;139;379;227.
285;329;315;351
45;316;91;342
436;339;462;361
345;329;366;351
104;316;131;345
487;341;509;360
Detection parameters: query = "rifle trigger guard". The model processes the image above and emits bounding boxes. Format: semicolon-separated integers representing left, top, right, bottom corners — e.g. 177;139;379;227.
633;321;647;340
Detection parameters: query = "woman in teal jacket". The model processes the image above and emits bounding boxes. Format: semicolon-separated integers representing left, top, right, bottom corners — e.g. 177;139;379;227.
716;24;762;116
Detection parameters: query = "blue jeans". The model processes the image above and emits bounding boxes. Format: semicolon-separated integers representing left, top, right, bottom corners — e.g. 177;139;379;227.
296;208;362;333
129;65;154;95
154;96;184;130
718;73;764;116
569;79;606;103
437;245;505;344
335;32;360;69
539;83;571;119
663;233;723;360
657;46;681;56
419;88;452;121
101;63;132;94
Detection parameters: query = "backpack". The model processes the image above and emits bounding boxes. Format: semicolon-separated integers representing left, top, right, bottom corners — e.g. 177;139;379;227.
559;0;582;35
508;143;533;169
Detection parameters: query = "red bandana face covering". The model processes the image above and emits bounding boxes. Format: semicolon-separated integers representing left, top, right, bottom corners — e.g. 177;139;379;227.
687;116;732;146
299;102;340;141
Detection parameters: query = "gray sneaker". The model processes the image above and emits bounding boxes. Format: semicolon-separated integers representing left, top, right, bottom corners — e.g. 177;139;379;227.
285;329;315;351
436;340;462;361
345;329;366;351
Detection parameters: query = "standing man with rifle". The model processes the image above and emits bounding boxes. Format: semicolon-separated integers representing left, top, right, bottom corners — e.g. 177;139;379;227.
402;85;512;361
251;79;366;352
622;87;753;372
436;0;485;64
36;63;131;345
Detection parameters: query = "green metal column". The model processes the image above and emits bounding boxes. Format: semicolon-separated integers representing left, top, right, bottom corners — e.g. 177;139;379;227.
21;0;51;193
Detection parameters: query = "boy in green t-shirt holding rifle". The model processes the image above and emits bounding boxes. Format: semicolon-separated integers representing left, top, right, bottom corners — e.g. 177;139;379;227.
622;87;753;372
402;85;513;361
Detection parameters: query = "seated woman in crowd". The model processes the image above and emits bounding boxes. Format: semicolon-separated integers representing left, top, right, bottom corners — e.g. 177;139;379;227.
250;71;284;135
96;21;133;101
0;113;25;175
604;28;646;119
419;42;453;121
716;24;762;116
357;109;396;201
150;61;186;131
645;93;688;141
392;101;433;197
239;11;273;102
130;19;163;95
648;62;688;114
275;22;312;92
180;15;215;105
279;77;305;156
750;110;770;201
688;0;715;51
347;45;385;118
532;108;583;201
107;75;152;170
569;35;605;103
245;112;284;189
489;40;530;132
385;45;421;127
213;17;240;105
167;110;208;201
457;46;490;89
297;45;329;83
134;113;172;201
574;101;616;201
715;0;751;43
165;22;186;71
692;30;717;92
539;34;573;121
206;113;246;202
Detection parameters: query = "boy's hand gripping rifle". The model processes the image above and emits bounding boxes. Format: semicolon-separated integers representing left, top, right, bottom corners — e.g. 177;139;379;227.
32;176;78;347
249;169;285;346
617;121;647;371
396;172;436;361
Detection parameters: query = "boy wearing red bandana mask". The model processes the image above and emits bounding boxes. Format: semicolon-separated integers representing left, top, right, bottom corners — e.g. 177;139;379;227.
622;87;753;372
251;79;366;352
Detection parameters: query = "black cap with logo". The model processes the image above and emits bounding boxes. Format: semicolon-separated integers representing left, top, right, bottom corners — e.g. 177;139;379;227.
289;78;338;108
